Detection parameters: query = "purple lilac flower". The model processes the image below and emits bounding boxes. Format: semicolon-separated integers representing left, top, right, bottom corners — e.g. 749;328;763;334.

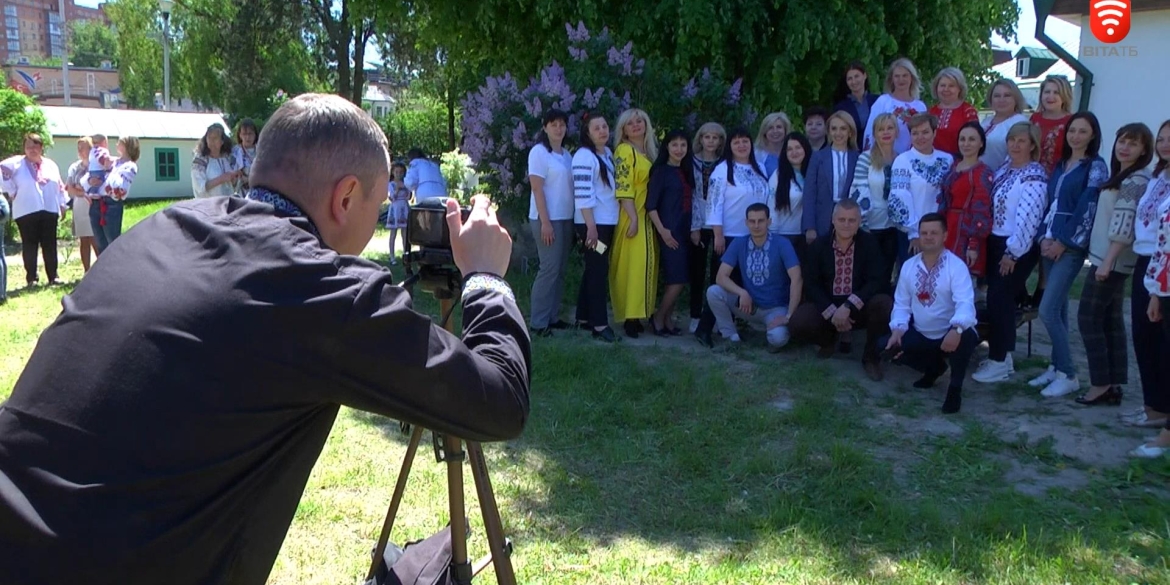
620;90;631;112
681;78;698;100
685;113;698;130
726;78;742;105
512;121;528;150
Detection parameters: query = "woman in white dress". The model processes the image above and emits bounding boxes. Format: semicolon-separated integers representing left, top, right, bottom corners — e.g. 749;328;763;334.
192;123;241;198
64;136;97;271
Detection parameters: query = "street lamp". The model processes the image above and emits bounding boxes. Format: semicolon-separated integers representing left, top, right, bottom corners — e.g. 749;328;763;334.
159;0;173;111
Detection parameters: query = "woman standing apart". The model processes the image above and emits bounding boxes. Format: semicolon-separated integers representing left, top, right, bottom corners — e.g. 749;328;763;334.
928;67;980;157
527;108;575;336
803;112;859;243
862;57;927;155
611;108;660;338
768;132;813;254
647;129;695;336
1030;75;1074;175
972;122;1049;383
65;137;97;272
1125;120;1170;429
852;113;901;287
938;121;993;277
89;137;141;253
192;123;241;198
1075;123;1153;406
980;79;1031;171
0;133;67;287
1031;112;1110;398
573;112;620;342
689;122;725;332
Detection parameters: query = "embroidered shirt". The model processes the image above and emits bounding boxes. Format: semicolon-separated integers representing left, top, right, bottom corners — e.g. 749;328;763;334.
852;151;894;231
991;162;1049;258
980;113;1030;170
720;233;801;309
1146;193;1170;297
1089;171;1149;274
831;239;855;297
890;250;977;340
572;148;619;225
889;148;954;239
1134;173;1170;256
707;160;770;237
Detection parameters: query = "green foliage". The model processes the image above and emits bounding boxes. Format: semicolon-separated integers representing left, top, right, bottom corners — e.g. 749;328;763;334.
69;20;118;68
105;0;166;110
380;90;450;159
438;149;477;204
175;0;327;121
0;89;51;156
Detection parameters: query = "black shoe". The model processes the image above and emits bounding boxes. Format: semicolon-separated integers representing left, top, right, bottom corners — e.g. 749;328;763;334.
695;330;714;348
634;320;645;333
549;320;572;330
914;372;942;389
942;385;962;414
592;327;618;343
838;340;853;354
1075;386;1123;406
532;327;554;338
624;321;640;338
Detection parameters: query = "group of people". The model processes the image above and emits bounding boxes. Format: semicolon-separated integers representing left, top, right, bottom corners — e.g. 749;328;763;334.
524;57;1170;458
0;132;141;302
382;148;447;264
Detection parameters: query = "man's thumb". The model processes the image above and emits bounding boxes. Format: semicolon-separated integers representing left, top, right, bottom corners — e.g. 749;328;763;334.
444;197;462;235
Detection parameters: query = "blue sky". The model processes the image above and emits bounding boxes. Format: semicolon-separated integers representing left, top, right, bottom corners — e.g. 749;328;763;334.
75;0;1081;64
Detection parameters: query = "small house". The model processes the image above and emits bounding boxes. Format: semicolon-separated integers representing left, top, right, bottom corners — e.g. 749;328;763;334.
41;106;231;200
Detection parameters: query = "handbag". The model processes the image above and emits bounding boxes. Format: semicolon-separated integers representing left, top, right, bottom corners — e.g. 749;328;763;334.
364;524;460;585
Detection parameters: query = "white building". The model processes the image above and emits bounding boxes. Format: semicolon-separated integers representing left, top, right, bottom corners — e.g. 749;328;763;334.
1035;0;1170;155
41;106;231;200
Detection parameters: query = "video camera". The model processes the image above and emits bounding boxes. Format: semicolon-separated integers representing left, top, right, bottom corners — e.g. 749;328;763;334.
402;197;471;297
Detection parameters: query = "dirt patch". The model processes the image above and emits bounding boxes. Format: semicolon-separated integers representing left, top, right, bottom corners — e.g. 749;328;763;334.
1000;456;1090;496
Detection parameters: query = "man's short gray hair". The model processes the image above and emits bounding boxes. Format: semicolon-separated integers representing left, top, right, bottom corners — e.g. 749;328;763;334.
250;93;390;203
834;198;861;213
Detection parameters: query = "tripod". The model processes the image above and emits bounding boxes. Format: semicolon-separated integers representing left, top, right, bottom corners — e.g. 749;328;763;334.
367;263;516;585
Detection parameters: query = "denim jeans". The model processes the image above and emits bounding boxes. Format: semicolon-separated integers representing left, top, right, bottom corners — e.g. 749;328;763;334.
1039;250;1087;377
0;219;7;300
89;198;125;253
705;284;790;347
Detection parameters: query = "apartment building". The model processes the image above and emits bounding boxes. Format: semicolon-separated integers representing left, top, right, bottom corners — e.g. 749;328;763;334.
2;0;106;64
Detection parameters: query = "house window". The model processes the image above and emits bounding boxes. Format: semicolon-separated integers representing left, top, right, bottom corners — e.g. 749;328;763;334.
3;6;16;17
7;40;19;52
155;147;179;181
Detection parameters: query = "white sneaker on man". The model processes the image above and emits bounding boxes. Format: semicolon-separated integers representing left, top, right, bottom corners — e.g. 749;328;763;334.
1040;372;1080;397
1028;366;1058;387
689;318;700;333
972;354;1014;383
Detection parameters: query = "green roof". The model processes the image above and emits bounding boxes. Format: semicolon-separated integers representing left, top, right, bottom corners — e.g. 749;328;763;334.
1014;47;1059;61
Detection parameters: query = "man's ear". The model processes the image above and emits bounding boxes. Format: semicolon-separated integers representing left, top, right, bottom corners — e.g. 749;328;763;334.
329;175;362;224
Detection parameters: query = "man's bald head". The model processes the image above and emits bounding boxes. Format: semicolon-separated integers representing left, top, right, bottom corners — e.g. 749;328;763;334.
250;93;390;206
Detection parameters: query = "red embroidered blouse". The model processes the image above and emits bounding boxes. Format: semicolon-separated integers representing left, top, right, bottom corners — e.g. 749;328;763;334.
939;161;994;277
930;102;980;158
1030;113;1071;176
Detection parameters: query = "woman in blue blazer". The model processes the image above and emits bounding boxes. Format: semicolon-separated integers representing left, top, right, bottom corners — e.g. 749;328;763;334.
802;111;861;243
832;61;880;139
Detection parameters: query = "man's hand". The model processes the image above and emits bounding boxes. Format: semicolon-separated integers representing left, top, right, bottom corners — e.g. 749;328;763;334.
769;313;789;328
885;329;905;355
831;305;853;331
737;294;753;315
940;329;961;353
447;195;511;277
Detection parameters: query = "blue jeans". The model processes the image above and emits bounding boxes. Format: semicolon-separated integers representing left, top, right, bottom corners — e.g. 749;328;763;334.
1040;250;1087;377
89;198;124;253
0;220;7;300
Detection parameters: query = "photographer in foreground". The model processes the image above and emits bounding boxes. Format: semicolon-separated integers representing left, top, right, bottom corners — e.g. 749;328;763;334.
0;94;531;585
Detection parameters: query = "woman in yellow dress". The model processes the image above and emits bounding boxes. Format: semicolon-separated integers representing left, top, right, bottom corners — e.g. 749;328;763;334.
611;108;659;338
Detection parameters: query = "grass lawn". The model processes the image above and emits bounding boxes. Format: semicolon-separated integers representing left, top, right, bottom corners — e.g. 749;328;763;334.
3;199;1170;584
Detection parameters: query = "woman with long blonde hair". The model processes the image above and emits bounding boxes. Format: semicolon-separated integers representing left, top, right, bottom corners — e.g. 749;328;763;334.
610;108;659;338
851;113;901;285
861;57;927;155
1030;75;1074;175
688;121;726;331
754;112;791;178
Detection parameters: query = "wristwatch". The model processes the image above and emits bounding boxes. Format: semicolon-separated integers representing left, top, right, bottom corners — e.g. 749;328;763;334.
952;325;965;334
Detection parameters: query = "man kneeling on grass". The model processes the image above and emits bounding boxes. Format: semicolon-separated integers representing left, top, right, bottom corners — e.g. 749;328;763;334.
695;203;802;351
789;198;893;381
885;212;979;414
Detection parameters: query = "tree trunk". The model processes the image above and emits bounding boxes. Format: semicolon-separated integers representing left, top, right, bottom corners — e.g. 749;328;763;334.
351;25;367;105
334;0;352;100
446;83;456;150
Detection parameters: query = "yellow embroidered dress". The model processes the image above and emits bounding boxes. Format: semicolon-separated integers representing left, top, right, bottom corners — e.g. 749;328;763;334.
610;142;658;321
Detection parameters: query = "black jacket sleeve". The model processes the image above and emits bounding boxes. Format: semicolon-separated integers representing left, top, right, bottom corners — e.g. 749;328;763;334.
645;167;664;214
803;238;834;313
851;231;887;310
321;270;531;442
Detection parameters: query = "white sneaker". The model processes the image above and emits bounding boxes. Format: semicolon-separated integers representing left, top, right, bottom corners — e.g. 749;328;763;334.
689;318;700;333
1126;411;1170;428
727;334;742;343
1129;443;1168;458
1028;366;1058;387
1040;373;1080;397
1120;406;1147;421
973;356;1015;384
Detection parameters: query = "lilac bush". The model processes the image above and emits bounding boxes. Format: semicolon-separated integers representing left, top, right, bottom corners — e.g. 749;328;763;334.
461;21;756;217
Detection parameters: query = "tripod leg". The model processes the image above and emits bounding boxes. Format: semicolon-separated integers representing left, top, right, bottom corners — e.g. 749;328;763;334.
366;425;425;581
444;435;473;584
467;441;517;585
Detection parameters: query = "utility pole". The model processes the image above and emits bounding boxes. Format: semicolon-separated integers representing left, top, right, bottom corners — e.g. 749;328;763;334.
159;0;172;110
58;0;70;105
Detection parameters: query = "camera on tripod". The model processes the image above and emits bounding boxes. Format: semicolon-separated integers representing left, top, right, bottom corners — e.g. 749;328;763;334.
402;197;472;298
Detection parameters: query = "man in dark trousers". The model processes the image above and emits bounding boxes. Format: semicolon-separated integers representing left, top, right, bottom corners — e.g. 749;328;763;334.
0;94;531;585
789;198;893;381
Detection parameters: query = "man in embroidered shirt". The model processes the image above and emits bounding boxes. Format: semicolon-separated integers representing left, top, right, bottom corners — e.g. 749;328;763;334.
790;199;893;381
696;203;802;350
0;94;531;585
886;212;979;413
